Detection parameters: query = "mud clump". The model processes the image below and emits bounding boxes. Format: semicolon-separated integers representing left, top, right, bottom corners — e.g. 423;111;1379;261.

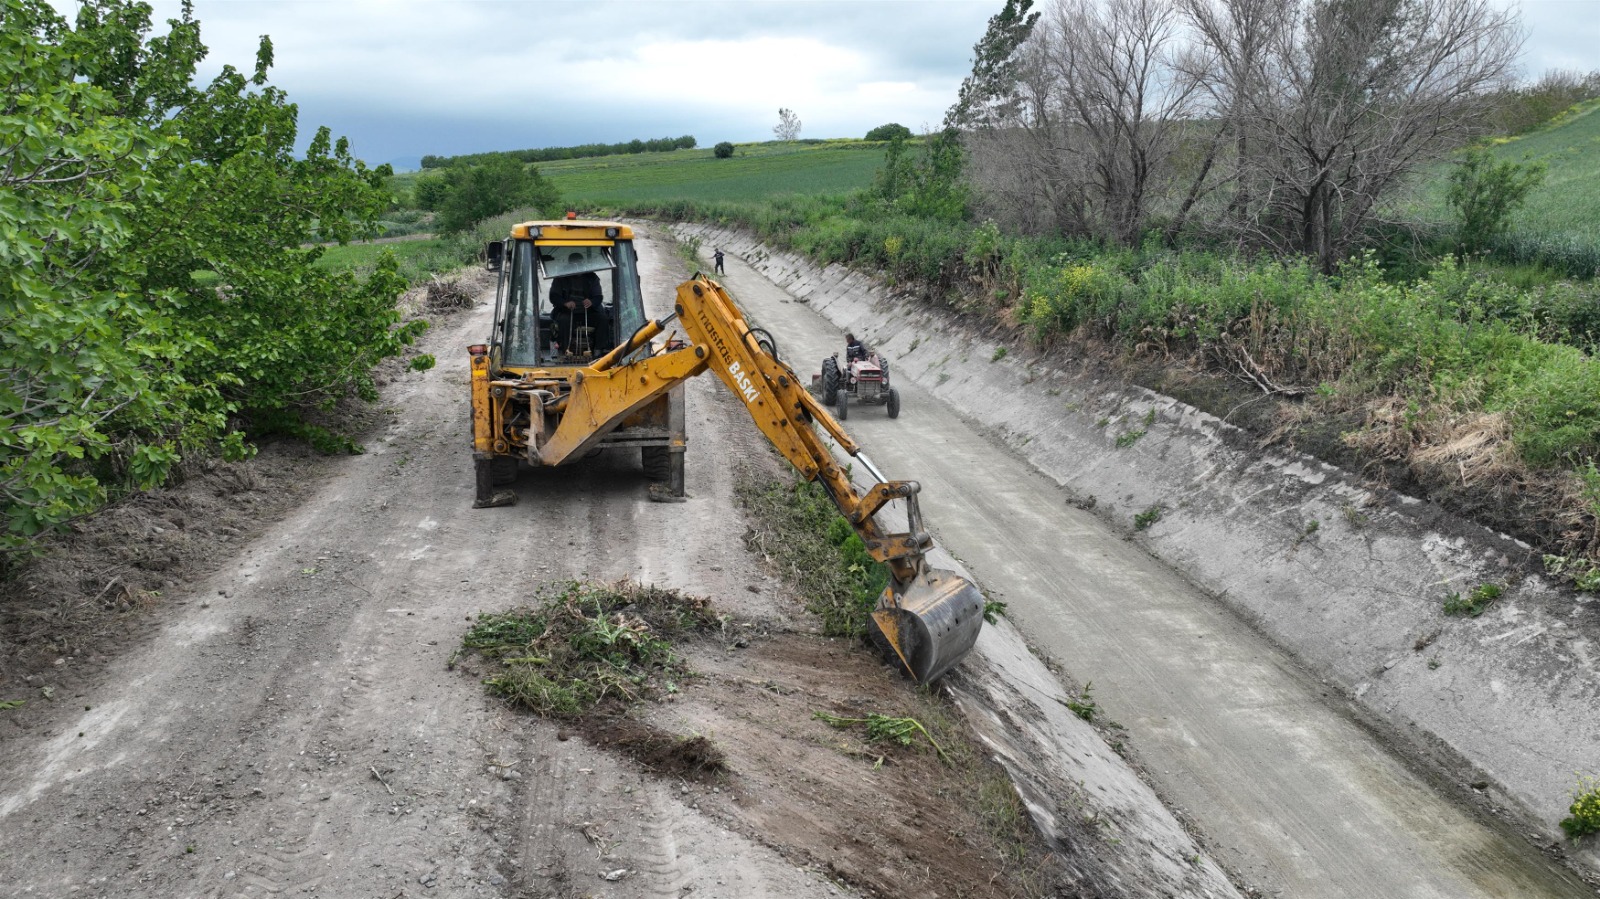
579;717;726;780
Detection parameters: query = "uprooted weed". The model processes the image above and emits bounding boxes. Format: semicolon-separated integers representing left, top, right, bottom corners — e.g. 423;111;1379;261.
459;579;722;718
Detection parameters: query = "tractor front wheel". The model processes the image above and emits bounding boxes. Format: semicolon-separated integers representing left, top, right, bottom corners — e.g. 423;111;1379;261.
887;388;901;419
837;389;848;421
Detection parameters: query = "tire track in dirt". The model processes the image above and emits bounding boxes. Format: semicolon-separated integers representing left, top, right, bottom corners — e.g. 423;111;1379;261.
635;789;691;897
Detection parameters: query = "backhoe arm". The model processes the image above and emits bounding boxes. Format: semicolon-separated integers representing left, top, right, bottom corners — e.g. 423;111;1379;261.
669;277;932;576
667;276;984;682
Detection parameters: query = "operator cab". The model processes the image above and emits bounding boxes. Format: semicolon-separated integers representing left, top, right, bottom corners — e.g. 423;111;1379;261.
490;221;647;368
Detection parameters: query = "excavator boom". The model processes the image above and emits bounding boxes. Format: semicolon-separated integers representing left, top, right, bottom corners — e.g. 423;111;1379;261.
665;277;984;682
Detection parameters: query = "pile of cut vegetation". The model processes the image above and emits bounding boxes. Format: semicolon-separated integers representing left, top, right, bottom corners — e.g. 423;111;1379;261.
457;580;728;777
459;579;721;716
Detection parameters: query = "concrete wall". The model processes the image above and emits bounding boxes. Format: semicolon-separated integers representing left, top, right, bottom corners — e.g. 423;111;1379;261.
677;223;1600;876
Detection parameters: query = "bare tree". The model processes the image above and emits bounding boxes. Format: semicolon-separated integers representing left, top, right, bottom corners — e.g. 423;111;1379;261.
774;108;802;142
1045;0;1204;245
948;0;1062;234
1177;0;1286;228
963;0;1206;246
961;0;1520;266
1186;0;1522;270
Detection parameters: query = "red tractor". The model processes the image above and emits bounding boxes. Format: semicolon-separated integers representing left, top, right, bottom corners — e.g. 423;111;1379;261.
818;335;900;420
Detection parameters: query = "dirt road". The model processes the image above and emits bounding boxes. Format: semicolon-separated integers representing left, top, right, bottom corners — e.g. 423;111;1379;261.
699;242;1596;899
0;230;891;899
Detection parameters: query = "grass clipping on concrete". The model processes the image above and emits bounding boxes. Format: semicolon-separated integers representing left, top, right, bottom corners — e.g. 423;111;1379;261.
459;579;720;718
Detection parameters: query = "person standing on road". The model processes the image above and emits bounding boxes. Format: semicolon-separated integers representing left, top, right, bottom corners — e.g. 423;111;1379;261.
713;247;725;274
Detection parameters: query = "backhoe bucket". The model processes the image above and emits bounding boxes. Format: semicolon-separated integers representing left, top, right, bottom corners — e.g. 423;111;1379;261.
870;567;985;684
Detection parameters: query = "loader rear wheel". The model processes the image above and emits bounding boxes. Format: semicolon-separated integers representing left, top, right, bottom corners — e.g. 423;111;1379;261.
837;389;848;421
642;446;671;481
489;456;518;486
821;357;840;406
473;457;517;509
887;388;901;419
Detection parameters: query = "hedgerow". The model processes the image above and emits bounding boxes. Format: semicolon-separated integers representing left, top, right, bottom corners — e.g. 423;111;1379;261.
1;0;422;559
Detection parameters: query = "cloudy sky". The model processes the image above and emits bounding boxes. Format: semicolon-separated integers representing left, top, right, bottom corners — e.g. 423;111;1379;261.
54;0;1600;169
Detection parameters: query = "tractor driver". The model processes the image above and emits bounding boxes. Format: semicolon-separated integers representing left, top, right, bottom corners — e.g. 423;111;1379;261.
845;332;868;363
550;252;605;354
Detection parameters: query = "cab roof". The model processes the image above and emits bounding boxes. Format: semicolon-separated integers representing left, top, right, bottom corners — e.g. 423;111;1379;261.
510;220;633;241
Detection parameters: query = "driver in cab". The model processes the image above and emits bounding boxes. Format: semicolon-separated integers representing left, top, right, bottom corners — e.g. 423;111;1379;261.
550;251;604;354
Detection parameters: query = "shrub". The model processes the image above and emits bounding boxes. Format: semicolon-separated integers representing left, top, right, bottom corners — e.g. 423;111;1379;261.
1448;149;1545;258
433;158;561;233
1561;775;1600;840
713;141;735;159
1;1;422;557
865;123;913;142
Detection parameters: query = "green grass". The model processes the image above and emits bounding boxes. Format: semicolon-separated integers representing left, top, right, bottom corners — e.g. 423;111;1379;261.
313;235;479;284
383;140;885;226
735;466;889;639
315;236;439;270
538;140;883;206
1443;583;1502;618
1406;100;1600;255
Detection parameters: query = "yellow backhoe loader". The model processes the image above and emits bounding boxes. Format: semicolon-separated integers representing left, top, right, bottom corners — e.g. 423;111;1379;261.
467;220;982;683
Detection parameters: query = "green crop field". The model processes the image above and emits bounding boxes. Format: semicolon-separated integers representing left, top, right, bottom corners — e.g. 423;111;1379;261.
316;236;437;269
387;140;888;209
543;140;885;205
1409;100;1600;245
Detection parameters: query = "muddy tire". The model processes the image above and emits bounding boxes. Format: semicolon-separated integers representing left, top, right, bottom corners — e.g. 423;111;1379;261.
821;357;840;406
642;446;671;481
837;389;848;421
887;388;900;419
489;456;518;486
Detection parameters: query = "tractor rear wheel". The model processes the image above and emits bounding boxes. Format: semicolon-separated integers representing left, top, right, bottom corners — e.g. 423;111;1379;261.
821;357;840;405
887;388;901;419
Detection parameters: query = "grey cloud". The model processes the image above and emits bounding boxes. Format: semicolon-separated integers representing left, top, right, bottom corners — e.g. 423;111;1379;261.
120;0;1596;166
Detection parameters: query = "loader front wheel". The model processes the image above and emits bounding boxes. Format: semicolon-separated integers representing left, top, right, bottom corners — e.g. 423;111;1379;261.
821;357;840;406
